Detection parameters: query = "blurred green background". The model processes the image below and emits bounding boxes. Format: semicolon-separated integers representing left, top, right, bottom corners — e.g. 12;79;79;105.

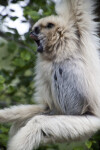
0;0;100;150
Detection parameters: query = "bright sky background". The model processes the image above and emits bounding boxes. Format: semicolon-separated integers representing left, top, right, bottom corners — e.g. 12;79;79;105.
0;0;58;35
0;0;30;35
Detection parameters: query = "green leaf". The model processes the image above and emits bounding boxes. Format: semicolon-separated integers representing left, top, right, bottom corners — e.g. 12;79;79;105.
0;42;5;47
73;146;84;150
0;83;4;91
24;9;40;20
7;86;16;94
21;51;31;61
12;58;25;67
10;16;18;21
85;141;93;149
7;42;17;53
0;75;5;84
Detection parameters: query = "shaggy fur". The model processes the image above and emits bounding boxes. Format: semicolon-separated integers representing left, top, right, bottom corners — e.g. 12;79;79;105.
0;0;100;150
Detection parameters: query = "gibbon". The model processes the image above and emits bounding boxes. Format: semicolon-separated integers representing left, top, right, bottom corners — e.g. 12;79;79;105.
0;0;100;150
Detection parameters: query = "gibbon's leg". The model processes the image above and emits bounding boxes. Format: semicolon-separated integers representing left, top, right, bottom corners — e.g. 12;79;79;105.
9;119;29;139
0;104;47;123
8;115;100;150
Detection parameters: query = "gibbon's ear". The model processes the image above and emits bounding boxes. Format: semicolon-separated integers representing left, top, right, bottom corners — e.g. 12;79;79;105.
55;0;71;18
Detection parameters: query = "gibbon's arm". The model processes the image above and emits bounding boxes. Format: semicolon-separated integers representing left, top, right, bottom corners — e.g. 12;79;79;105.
0;104;47;123
56;0;96;29
8;115;100;150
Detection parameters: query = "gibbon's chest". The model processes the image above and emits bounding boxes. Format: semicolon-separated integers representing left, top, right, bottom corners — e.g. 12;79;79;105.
38;60;53;83
36;59;55;108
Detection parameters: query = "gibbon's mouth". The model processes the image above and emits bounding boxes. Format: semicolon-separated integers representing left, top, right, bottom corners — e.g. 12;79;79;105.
30;32;43;53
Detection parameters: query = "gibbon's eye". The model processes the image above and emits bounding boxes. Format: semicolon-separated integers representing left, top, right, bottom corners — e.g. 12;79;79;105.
46;23;55;29
34;26;40;34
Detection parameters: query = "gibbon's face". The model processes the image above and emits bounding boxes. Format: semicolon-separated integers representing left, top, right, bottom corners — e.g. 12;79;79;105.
30;15;66;60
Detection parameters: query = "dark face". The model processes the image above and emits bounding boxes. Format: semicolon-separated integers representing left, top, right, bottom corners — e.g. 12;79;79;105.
30;26;43;53
30;22;55;53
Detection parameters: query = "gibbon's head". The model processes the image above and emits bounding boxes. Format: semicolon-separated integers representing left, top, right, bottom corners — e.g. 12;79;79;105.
30;15;69;60
30;0;79;61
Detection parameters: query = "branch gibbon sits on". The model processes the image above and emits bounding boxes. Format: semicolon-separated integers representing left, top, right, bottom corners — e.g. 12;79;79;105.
0;0;100;150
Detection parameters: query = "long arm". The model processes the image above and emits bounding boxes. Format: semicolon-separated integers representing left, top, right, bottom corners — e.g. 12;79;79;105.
0;104;47;123
8;115;100;150
54;0;100;117
56;0;96;31
71;0;96;31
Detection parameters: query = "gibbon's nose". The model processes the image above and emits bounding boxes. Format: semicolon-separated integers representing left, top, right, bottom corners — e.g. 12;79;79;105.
30;30;43;53
30;26;40;40
30;31;38;41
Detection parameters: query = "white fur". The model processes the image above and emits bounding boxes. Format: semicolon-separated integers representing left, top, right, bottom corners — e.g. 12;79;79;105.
0;0;100;150
0;104;46;123
8;115;100;150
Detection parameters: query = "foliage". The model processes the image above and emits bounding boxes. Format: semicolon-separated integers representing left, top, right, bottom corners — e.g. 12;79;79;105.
0;0;100;150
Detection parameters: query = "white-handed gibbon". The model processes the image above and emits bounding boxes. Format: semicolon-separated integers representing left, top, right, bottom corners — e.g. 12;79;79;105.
0;0;100;150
